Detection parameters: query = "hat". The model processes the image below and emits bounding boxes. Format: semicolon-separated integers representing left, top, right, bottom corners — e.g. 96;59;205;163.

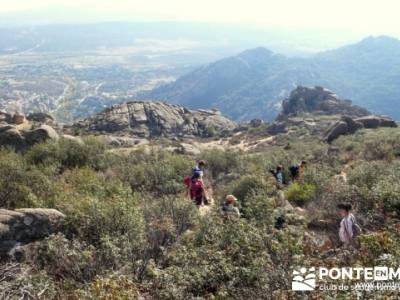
225;195;237;204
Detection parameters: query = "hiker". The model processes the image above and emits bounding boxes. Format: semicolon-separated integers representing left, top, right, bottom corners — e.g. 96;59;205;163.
188;172;209;207
275;215;286;229
192;160;206;179
221;195;240;218
338;203;361;249
270;165;284;187
289;160;307;182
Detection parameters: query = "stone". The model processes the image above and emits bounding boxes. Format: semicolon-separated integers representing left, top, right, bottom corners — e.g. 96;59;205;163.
26;112;55;124
101;136;144;147
278;86;370;119
267;122;287;135
324;115;397;143
355;115;397;129
0;208;65;255
175;143;201;156
24;125;59;145
249;118;264;128
0;127;26;150
62;134;84;144
0;111;12;123
0;124;60;150
12;112;25;125
73;101;236;138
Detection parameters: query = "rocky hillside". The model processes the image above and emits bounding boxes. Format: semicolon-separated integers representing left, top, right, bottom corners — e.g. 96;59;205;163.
143;36;400;121
72;101;236;138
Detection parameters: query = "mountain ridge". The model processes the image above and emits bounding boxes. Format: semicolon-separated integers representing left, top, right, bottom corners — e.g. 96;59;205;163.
142;35;400;121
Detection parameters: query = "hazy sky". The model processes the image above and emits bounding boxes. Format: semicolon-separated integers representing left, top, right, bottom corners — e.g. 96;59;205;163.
1;0;400;34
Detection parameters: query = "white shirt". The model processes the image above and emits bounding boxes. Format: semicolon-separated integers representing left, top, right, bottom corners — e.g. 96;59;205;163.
339;213;354;243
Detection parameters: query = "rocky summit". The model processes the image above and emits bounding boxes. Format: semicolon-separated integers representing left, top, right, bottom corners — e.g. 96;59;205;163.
72;101;237;138
278;86;370;119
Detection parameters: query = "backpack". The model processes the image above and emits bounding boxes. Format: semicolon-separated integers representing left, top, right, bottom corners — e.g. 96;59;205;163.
289;165;299;178
190;179;204;197
183;176;191;187
351;215;362;236
275;215;286;229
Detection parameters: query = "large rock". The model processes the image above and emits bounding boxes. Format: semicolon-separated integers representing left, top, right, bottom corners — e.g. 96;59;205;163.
0;125;59;150
278;86;370;119
0;208;65;255
267;122;288;135
26;112;55;125
355;115;397;129
24;125;60;145
324;115;397;142
175;143;201;156
101;135;144;147
0;127;26;150
73;101;236;138
0;111;13;124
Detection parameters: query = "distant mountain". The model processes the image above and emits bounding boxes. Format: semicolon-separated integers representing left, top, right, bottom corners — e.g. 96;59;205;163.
143;36;400;120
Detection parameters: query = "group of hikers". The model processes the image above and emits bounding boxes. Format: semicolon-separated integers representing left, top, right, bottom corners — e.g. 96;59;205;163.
269;160;307;186
184;159;361;249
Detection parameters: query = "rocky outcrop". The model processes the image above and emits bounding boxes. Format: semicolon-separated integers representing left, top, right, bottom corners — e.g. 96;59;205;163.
324;115;397;142
278;86;370;119
175;143;201;156
26;112;55;125
0;111;13;124
73;101;236;138
266;122;288;135
355;115;397;129
0;208;65;255
0;124;60;151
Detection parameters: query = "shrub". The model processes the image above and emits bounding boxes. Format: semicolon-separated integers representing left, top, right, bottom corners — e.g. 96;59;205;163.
242;190;275;224
0;150;57;208
286;183;316;206
231;175;273;204
33;233;97;283
53;168;147;270
112;150;192;195
85;275;139;299
373;174;400;214
202;148;241;179
358;231;394;264
26;137;108;171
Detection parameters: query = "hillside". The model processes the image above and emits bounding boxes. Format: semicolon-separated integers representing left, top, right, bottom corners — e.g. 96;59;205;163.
143;36;400;121
1;98;400;298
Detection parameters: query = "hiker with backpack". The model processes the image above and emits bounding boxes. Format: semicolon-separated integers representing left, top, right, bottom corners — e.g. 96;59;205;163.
338;203;361;249
188;171;209;207
270;165;284;187
221;195;240;218
192;160;206;179
184;160;209;206
289;160;307;182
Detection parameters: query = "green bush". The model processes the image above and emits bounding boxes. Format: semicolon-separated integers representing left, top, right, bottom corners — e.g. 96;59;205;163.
242;190;275;224
111;150;192;195
231;175;273;203
0;150;57;208
202;148;241;179
286;183;316;206
26;137;108;171
33;233;97;283
373;174;400;214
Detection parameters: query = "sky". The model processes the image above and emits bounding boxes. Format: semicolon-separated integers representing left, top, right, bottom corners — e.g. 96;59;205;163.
1;0;400;35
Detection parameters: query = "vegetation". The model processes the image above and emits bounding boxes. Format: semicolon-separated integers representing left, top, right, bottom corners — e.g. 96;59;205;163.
1;127;400;299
